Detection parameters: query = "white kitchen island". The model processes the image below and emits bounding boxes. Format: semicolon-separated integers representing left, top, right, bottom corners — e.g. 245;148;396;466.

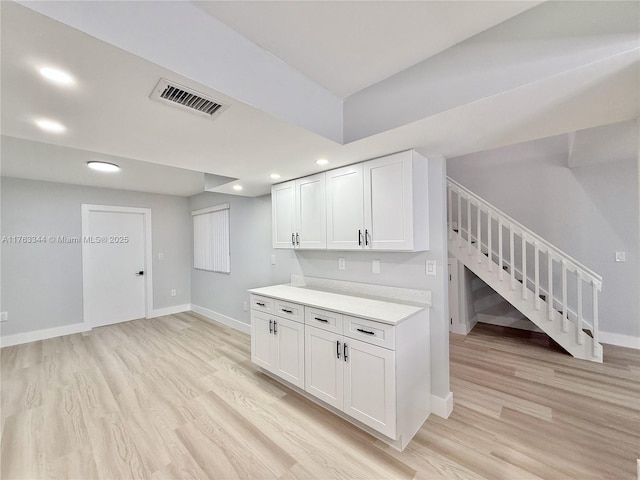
249;276;431;451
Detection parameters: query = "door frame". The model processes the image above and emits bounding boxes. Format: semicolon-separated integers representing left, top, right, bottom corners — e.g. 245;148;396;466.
81;204;153;327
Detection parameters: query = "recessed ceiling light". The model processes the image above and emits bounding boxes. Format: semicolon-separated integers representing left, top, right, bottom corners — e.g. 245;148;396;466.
315;158;329;166
39;67;74;86
270;173;281;180
87;161;120;173
35;118;66;133
233;185;243;191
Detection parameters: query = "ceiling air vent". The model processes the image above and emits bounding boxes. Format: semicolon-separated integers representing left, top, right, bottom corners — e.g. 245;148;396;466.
150;78;228;119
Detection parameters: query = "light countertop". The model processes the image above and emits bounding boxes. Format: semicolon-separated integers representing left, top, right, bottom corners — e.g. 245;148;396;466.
249;284;427;325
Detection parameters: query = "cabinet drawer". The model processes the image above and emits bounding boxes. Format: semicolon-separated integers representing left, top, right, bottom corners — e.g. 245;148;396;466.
344;316;395;350
250;295;274;314
274;299;304;323
305;307;343;334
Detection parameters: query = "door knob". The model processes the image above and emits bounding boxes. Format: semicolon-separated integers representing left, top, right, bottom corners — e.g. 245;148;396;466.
135;271;144;276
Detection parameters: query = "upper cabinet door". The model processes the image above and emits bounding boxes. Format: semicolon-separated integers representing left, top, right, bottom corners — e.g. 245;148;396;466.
326;164;364;250
272;181;296;249
364;152;414;251
296;173;326;249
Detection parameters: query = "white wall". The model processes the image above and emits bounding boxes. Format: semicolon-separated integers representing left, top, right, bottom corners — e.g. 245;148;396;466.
447;133;640;340
1;177;192;337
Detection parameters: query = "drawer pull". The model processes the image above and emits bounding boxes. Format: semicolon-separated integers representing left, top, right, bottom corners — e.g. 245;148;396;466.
357;328;375;335
256;302;266;307
281;308;293;314
314;317;329;323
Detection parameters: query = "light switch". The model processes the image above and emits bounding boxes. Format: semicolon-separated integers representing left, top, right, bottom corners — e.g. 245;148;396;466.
372;259;380;274
426;259;436;276
158;253;164;260
271;254;276;265
338;257;346;270
615;251;626;262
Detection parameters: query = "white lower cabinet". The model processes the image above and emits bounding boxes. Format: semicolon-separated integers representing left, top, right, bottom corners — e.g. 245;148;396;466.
251;302;305;389
250;291;430;451
305;325;396;438
343;338;396;438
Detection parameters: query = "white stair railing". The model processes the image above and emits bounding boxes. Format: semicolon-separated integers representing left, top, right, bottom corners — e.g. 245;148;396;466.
447;177;603;358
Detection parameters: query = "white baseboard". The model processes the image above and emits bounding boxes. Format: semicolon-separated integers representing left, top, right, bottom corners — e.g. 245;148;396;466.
450;319;476;335
600;331;640;350
0;322;91;348
189;304;251;335
147;304;191;319
431;391;453;419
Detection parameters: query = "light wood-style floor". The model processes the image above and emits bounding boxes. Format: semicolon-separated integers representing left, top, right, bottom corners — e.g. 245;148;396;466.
2;313;639;479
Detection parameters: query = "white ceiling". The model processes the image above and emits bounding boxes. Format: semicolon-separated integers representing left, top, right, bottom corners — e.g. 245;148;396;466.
1;1;638;198
1;136;205;196
195;1;542;97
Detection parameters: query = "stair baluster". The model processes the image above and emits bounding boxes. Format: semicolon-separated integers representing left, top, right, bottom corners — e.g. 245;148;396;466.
446;177;603;362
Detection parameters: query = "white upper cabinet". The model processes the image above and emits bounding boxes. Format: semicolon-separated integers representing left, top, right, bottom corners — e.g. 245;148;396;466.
272;174;326;249
364;151;428;251
273;150;428;251
272;181;296;248
326;164;364;250
296;173;326;249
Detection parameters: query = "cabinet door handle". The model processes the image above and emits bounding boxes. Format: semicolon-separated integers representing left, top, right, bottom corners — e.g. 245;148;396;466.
358;229;362;246
256;302;265;307
269;319;273;334
273;321;278;335
364;229;369;246
336;340;341;359
292;233;295;246
296;233;300;245
281;308;293;314
343;343;348;361
314;317;328;323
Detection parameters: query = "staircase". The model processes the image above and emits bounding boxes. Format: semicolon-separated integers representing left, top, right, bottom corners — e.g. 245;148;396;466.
447;178;603;362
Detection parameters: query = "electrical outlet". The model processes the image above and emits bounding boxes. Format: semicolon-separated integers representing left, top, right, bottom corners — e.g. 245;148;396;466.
158;253;164;260
426;259;436;276
243;301;248;311
372;259;380;274
615;251;626;262
338;257;346;270
271;254;276;265
170;289;176;297
0;312;7;322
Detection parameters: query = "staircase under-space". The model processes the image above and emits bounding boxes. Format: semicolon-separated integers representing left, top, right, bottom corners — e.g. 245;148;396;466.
447;178;603;363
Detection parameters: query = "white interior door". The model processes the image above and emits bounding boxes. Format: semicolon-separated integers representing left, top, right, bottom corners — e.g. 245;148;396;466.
82;205;150;327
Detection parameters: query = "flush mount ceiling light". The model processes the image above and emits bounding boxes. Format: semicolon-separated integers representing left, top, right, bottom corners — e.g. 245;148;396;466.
39;67;74;86
270;173;281;180
35;118;66;133
233;185;243;191
315;158;329;166
87;161;120;173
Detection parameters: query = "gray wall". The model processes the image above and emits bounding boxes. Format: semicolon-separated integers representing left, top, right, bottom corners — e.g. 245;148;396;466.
1;177;191;336
447;134;640;338
189;192;300;324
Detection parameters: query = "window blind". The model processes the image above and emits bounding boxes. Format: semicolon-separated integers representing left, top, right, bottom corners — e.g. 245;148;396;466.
192;204;230;273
